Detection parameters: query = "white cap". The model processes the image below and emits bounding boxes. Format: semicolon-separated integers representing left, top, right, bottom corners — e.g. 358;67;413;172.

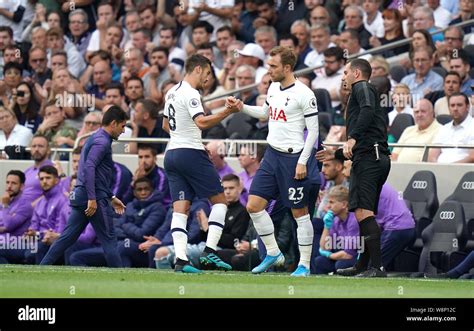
237;43;266;62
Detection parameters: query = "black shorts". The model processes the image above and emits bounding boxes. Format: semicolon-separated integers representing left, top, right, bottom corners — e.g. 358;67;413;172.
348;153;391;214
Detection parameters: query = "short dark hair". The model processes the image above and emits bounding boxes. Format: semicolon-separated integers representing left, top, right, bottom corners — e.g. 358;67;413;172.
138;144;158;156
3;61;22;76
349;58;372;79
216;25;233;36
126;76;144;88
444;71;461;81
185;54;212;74
192;20;214;34
72;146;82;155
102;105;128;126
160;25;177;38
256;0;275;7
133;176;153;189
342;28;359;42
106;82;125;95
0;26;13;38
449;48;470;65
323;46;345;62
136;99;159;119
39;165;59;177
7;170;25;184
278;33;298;47
448;92;470;106
196;43;214;52
222;173;240;184
151;46;169;57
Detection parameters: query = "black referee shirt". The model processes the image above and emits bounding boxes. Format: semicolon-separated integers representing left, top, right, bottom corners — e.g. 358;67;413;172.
346;80;389;156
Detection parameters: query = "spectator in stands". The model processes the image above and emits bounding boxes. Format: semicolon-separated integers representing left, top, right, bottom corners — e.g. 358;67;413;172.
116;177;167;267
27;47;51;88
316;159;349;219
238;144;265;206
46;27;86;79
186;0;233;41
363;0;384;38
433;71;462;116
123;48;150;80
219;40;245;88
23;135;53;201
291;20;312;66
85;2;116;60
401;47;444;100
449;0;473;35
124;10;142;37
124;76;145;115
0;107;33;150
31;27;47;50
254;25;277;57
159;26;187;73
392;99;442;163
314;185;359;274
104;82;129;112
235;65;258;106
36;102;77;156
185;20;214;56
427;0;452;28
202;67;227;117
236;0;258;43
308;6;332;30
0;170;33;249
196;43;220;72
249;94;269;139
11;82;42;134
429;93;474;163
369;56;397;87
1;62;23;107
129;98;169;155
388;84;413;126
449;50;474;97
311;46;346;108
338;29;372;61
0;27;14;78
235;43;267;83
81;51;119;94
369;8;409;58
138;5;162;45
206;140;235;178
409;6;444;43
77;111;102;143
215;26;235;69
225;219;260;271
437;26;464;70
143;47;171;104
122;144;171;207
253;0;278;31
305;24;335;68
66;10;92;57
25;165;69;264
338;5;373;50
50;51;68;74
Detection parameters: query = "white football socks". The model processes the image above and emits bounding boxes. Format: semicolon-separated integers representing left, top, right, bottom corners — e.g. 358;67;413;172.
171;212;188;261
205;203;227;251
250;209;281;256
295;214;313;269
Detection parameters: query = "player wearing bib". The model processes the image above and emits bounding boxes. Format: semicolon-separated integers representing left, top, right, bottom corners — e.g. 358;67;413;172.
227;46;321;277
162;54;240;273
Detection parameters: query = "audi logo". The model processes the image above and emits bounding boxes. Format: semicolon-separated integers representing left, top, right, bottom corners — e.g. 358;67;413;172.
461;181;474;190
412;181;428;189
439;211;455;220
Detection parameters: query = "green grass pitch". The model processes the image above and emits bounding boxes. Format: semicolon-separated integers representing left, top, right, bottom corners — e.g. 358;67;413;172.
0;265;472;298
0;265;474;298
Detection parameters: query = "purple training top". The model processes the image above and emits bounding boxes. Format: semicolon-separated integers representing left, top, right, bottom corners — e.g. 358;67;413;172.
376;183;415;231
0;192;33;237
30;184;69;235
23;159;54;201
328;212;360;258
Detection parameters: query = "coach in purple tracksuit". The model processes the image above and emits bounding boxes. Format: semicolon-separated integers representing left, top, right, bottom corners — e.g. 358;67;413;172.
376;183;416;270
40;106;129;267
0;170;34;264
24;165;69;264
314;185;359;274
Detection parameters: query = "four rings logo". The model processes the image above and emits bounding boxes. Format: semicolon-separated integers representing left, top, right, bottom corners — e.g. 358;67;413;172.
461;181;474;190
412;181;428;189
440;211;455;220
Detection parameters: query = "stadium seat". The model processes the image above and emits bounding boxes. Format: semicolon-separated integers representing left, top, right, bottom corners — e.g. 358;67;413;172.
393;171;439;273
436;114;452;125
389;65;407;83
444;172;474;251
313;88;333;113
431;66;447;79
389;113;414;141
225;113;254;139
318;112;333;141
418;201;468;274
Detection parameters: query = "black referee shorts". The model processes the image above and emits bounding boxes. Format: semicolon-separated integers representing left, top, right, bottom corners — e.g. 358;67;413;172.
348;153;391;214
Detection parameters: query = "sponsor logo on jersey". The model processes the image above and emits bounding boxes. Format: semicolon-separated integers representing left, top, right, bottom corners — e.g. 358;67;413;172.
309;98;317;108
269;106;287;122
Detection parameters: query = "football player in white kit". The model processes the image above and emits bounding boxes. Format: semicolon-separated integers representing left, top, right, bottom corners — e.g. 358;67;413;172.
162;54;240;273
226;46;321;276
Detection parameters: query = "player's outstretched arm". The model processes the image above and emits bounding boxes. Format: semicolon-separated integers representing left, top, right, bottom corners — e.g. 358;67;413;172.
227;96;269;120
194;105;240;131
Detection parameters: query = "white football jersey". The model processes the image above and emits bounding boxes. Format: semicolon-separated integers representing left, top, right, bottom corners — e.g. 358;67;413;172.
163;81;206;151
264;80;318;153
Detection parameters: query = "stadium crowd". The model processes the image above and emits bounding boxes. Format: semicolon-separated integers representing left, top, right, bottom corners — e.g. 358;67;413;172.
0;0;473;276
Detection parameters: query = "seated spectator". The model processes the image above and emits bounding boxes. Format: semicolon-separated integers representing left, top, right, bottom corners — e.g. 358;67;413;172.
86;60;114;112
254;25;278;58
316;159;349;219
198;174;250;267
248;94;269;140
338;5;373;50
433;71;462;116
11;82;43;134
27;46;52;87
0;170;34;264
116;177;167;267
236;42;267;83
122;144;171;207
363;0;384;38
206;140;235;178
111;162;133;202
202;67;227;115
304;24;335;68
437;26;464;71
314;185;359;274
409;6;444;43
77;112;103;145
388;84;413;126
129;98;169;154
290;20;312;67
67;9;93;58
124;76;145;115
449;49;474;97
238;144;265;206
392;99;442;162
24;165;69;264
185;20;214;56
23;135;54;201
143;47;171;104
369;56;397;88
0;107;33;150
401;47;444;100
311;47;346;108
449;0;473;35
159;26;187;73
308;5;332;30
428;93;474;163
400;29;436;69
235;64;259;106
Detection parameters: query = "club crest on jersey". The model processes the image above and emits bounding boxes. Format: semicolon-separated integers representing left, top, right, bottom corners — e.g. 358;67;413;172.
189;98;200;108
309;98;317;108
269;106;287;122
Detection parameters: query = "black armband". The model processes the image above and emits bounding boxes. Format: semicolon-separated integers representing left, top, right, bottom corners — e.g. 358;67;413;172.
12;6;25;23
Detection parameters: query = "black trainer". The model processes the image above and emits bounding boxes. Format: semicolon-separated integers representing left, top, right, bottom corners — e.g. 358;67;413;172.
336;266;365;276
355;267;387;278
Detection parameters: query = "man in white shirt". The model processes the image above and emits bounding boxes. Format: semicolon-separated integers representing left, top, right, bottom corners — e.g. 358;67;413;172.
389;84;413;126
304;24;336;68
0;108;33;150
434;71;462;116
338;29;371;61
429;93;474;163
187;0;234;41
427;0;452;28
0;0;23;42
362;0;384;38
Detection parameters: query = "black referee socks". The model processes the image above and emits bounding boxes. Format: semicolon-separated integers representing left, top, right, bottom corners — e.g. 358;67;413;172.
358;216;382;269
